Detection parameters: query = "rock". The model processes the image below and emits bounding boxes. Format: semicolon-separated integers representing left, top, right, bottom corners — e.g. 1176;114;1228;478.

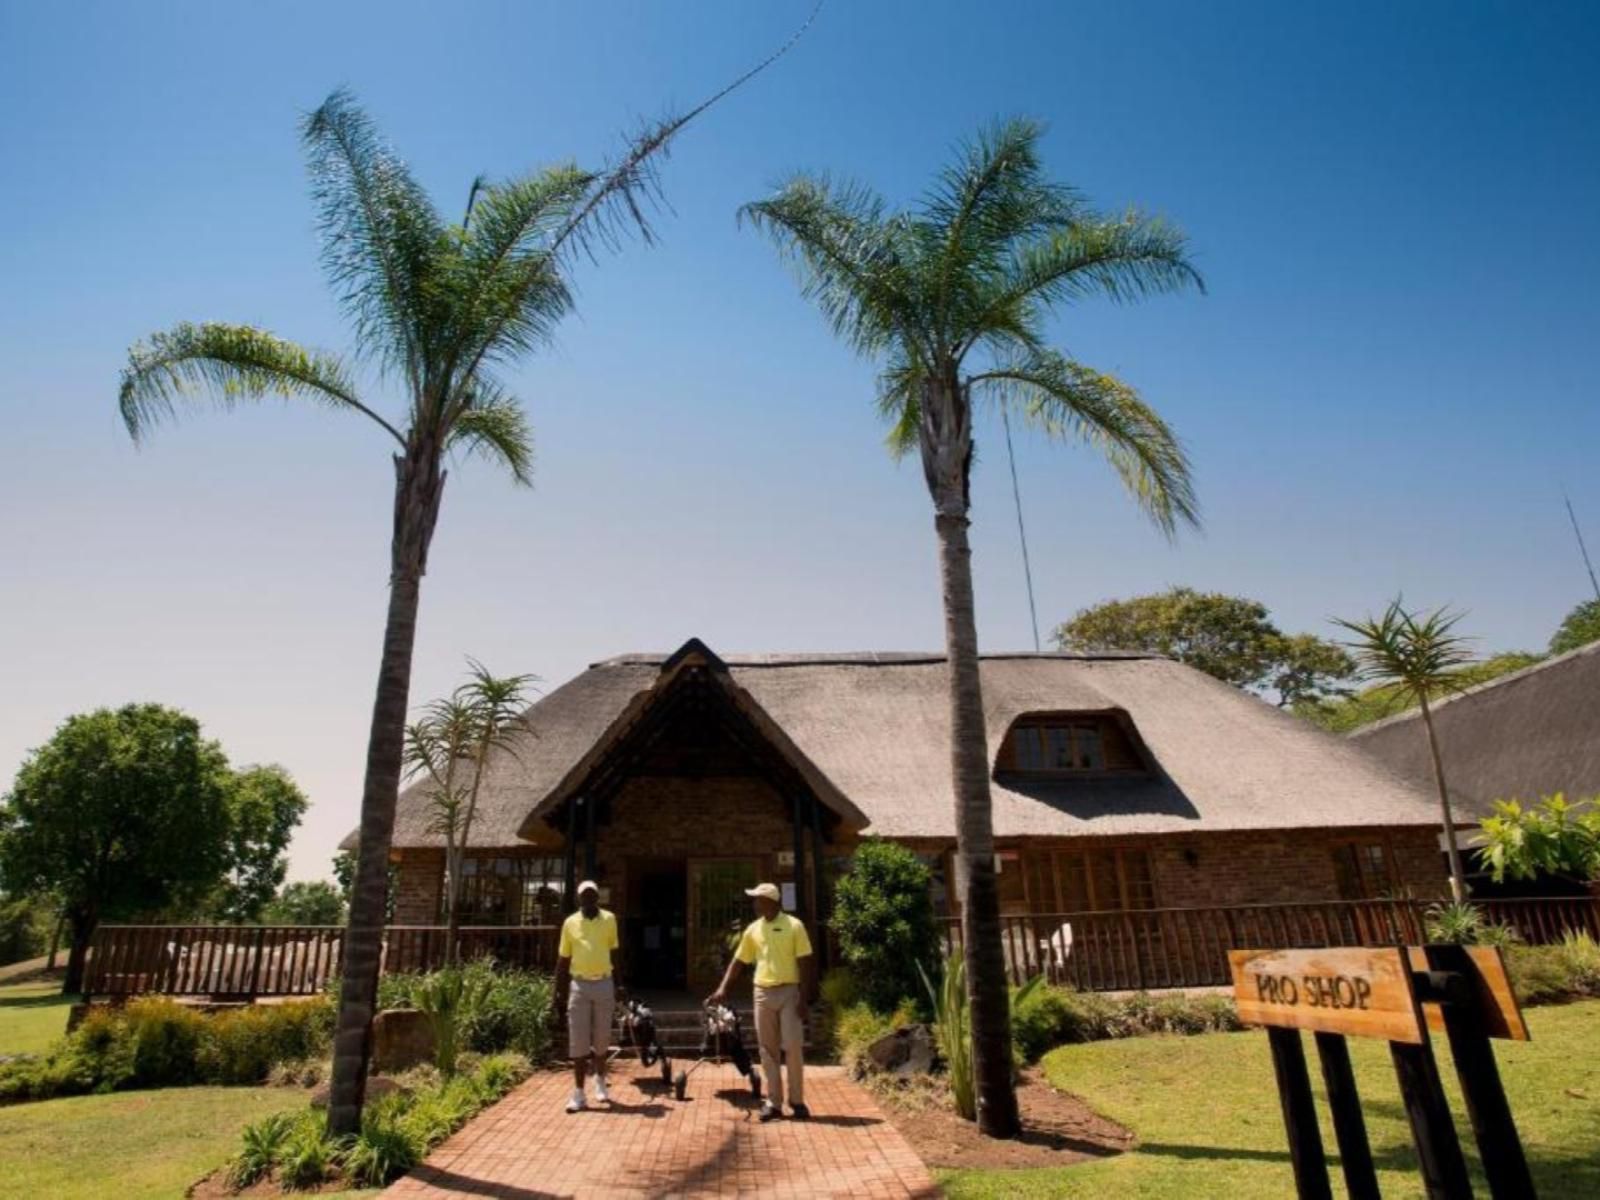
865;1024;937;1077
372;1007;436;1074
309;1074;405;1110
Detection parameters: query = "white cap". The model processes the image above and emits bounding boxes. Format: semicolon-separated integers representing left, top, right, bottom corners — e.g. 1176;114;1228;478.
744;882;781;902
576;879;600;896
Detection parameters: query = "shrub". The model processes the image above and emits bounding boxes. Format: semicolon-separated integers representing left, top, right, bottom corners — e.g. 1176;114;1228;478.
920;952;973;1119
1506;934;1600;1005
202;997;335;1084
833;999;918;1076
277;1110;341;1191
1011;983;1078;1063
831;840;941;1014
1551;930;1600;990
463;962;555;1062
345;1093;425;1188
228;1111;295;1190
124;997;208;1088
412;967;494;1076
1424;901;1519;947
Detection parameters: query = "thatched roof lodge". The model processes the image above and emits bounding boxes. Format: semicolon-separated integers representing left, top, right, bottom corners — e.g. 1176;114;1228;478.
1349;640;1600;817
367;638;1453;992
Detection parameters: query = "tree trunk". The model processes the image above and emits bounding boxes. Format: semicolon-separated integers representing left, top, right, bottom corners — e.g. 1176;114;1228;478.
62;909;94;996
1419;696;1468;903
935;510;1021;1138
445;844;462;967
47;911;65;970
327;444;445;1137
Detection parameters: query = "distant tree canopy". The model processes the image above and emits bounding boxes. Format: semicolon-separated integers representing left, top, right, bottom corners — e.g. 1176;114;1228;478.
0;704;309;991
262;879;346;926
1300;651;1544;734
1054;588;1356;708
1550;598;1600;656
0;704;234;991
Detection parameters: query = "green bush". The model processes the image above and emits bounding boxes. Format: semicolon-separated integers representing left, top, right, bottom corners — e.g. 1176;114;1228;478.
1424;901;1520;947
277;1110;341;1190
1507;934;1600;1005
830;840;941;1014
123;997;209;1088
462;962;555;1062
227;1111;295;1190
346;1092;424;1188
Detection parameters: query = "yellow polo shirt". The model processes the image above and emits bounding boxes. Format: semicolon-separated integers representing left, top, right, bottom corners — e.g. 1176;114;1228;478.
735;912;813;987
558;909;618;979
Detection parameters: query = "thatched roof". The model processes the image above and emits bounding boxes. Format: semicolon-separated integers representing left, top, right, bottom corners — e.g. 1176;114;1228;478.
363;639;1446;851
1349;640;1600;817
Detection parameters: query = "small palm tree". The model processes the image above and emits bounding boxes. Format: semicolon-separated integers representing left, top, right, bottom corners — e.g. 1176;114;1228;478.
114;23;806;1128
742;119;1201;1136
1335;598;1477;901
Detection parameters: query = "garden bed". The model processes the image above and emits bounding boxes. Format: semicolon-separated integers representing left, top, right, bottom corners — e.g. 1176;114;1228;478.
875;1068;1133;1171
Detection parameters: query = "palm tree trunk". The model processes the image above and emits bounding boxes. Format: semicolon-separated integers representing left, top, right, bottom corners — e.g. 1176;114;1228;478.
935;511;1021;1139
445;844;462;967
1419;696;1468;903
327;444;445;1137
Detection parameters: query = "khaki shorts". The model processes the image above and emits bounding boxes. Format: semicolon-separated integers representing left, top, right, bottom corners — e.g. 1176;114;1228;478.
567;976;614;1061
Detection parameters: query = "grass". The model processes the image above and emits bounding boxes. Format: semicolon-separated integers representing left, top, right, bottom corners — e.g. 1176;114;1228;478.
0;1086;315;1199
938;1000;1600;1198
0;971;74;1056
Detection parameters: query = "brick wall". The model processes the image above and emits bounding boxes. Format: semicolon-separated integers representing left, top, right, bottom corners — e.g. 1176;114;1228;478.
392;849;443;924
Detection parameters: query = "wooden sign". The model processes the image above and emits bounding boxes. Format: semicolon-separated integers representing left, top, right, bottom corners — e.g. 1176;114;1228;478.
1408;944;1530;1042
1230;947;1425;1044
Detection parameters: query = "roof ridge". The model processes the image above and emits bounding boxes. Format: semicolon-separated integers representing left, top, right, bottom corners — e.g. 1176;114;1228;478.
589;649;1169;669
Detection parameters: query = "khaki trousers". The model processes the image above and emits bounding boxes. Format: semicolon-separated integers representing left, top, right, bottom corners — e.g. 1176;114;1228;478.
753;983;804;1108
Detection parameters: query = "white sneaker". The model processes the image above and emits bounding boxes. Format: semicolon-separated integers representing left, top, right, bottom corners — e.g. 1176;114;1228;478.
566;1088;586;1113
594;1076;611;1104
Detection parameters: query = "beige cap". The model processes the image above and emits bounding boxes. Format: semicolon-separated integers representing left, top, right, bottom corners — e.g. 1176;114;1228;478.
744;882;781;902
576;880;600;896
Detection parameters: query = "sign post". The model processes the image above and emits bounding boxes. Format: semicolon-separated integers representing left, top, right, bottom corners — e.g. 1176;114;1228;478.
1230;945;1533;1200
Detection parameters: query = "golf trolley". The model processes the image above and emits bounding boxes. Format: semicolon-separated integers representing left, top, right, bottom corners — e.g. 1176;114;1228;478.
617;999;761;1102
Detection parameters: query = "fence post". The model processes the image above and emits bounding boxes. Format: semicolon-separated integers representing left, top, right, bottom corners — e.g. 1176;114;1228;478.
1314;1032;1380;1200
247;927;267;999
1266;1028;1333;1200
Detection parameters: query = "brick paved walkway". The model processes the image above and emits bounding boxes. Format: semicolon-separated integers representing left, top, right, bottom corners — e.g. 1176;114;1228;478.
383;1062;940;1199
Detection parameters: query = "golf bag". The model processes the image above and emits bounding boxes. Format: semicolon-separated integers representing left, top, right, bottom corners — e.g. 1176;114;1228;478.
701;1003;761;1098
619;999;674;1084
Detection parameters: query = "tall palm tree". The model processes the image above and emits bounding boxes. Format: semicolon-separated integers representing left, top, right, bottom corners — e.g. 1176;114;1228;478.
742;119;1201;1137
115;15;812;1131
1335;598;1477;902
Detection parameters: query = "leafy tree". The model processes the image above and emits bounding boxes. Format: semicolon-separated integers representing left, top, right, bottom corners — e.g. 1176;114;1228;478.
1301;651;1543;733
0;894;55;966
830;840;940;1014
1477;793;1600;886
115;31;804;1129
209;766;309;922
406;661;534;964
1550;598;1600;656
743;119;1200;1135
262;880;347;926
0;704;233;992
1335;599;1477;902
333;850;394;922
1055;587;1354;706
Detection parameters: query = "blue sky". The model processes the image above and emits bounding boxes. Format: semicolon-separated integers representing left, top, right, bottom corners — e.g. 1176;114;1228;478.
3;1;1597;881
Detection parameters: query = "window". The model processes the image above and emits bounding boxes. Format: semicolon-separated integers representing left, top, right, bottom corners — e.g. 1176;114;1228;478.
1001;715;1141;775
996;851;1028;913
1332;842;1394;900
454;855;566;925
1023;848;1156;912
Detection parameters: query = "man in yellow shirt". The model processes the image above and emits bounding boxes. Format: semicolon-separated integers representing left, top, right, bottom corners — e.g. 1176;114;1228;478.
708;882;815;1122
555;880;620;1113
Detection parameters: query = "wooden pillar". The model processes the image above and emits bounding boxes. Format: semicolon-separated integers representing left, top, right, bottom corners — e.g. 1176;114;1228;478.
791;790;808;917
562;801;577;914
1314;1032;1380;1200
808;793;827;965
1267;1027;1333;1200
583;794;596;882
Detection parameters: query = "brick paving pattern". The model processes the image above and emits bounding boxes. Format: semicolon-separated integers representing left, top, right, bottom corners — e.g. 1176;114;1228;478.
383;1062;940;1199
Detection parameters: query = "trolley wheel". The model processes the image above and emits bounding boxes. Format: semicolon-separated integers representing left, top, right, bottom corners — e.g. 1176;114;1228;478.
660;1057;672;1083
673;1070;688;1101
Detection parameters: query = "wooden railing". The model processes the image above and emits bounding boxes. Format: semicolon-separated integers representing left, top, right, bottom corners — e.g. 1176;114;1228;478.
83;923;560;1000
939;896;1600;992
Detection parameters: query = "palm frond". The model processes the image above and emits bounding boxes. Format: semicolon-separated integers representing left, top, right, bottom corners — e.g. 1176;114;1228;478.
302;89;444;381
968;211;1203;352
741;175;926;362
446;380;534;485
118;321;400;444
969;351;1198;536
1333;599;1477;702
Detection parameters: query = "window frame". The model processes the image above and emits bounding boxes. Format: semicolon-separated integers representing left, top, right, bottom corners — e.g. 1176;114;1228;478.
995;711;1148;779
1330;838;1398;901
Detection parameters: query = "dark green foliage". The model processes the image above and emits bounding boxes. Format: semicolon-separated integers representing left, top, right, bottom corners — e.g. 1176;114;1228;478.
829;840;941;1013
371;962;556;1064
1056;587;1355;707
1302;651;1545;733
1478;794;1600;885
208;766;308;923
0;995;334;1103
831;999;920;1076
1506;933;1600;1004
1550;598;1600;655
0;894;54;965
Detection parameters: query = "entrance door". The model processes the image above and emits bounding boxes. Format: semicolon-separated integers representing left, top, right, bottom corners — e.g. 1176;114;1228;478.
687;858;759;995
625;858;687;990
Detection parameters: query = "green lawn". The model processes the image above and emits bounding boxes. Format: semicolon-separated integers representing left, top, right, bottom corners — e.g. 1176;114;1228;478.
0;1086;314;1199
939;1000;1600;1198
0;973;73;1057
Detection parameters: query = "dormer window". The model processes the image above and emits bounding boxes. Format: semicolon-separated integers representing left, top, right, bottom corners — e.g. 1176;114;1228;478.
998;713;1145;776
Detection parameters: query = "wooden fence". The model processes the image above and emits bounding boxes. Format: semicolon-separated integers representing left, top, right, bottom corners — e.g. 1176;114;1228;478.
938;896;1600;991
82;924;559;1000
83;896;1598;999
